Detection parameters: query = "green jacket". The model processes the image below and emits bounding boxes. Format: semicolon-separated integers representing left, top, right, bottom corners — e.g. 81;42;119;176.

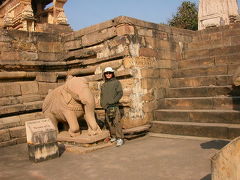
100;77;123;109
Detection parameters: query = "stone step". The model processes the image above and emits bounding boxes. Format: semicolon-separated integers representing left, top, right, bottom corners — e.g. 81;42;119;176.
173;65;229;78
149;132;227;141
166;86;240;98
150;121;240;139
178;57;215;69
187;39;227;50
159;97;240;110
189;28;240;50
154;109;240;124
184;44;240;60
174;64;240;80
192;26;240;42
179;53;240;70
170;75;232;88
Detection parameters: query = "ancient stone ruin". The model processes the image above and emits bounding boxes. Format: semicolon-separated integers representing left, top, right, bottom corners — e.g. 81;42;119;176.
0;0;70;32
0;0;240;159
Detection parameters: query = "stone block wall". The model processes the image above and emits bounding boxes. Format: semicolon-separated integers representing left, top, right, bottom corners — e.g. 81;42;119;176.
0;16;195;147
0;29;65;147
62;16;195;128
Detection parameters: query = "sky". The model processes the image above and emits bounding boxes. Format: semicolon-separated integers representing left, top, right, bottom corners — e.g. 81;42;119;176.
63;0;239;31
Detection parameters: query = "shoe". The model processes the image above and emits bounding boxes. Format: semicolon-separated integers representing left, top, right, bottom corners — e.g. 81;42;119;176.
110;137;117;142
116;139;124;147
104;137;110;143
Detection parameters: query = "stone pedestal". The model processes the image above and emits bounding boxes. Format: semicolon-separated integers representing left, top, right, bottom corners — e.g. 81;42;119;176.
25;118;59;163
199;0;239;30
57;130;111;154
57;130;110;145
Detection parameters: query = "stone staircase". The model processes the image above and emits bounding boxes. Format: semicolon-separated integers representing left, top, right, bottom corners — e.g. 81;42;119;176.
151;28;240;139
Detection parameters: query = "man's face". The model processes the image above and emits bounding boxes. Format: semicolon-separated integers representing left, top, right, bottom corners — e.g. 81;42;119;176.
104;72;113;79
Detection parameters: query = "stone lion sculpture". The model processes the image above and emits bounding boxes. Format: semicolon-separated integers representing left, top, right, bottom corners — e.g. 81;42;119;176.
42;76;102;137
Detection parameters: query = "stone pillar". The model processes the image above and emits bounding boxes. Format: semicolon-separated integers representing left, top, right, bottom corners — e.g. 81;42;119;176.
53;0;68;25
22;4;35;31
198;0;239;30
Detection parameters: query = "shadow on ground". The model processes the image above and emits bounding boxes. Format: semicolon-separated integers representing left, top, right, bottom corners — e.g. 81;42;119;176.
200;174;211;180
200;140;229;150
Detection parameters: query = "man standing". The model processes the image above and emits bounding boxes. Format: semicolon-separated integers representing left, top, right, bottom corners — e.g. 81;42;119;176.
100;67;124;146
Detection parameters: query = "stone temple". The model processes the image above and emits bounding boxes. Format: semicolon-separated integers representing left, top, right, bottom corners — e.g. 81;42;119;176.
0;0;69;32
0;0;240;179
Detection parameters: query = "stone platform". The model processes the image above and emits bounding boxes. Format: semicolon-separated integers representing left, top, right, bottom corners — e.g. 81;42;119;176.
57;130;111;154
57;130;110;145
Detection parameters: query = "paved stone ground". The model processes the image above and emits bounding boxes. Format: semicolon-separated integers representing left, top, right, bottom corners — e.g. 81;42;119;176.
0;136;229;180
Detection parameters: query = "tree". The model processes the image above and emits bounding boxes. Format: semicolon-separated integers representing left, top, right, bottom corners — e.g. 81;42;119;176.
168;1;198;31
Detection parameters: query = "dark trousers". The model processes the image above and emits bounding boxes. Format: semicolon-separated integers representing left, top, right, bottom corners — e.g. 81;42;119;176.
105;106;124;139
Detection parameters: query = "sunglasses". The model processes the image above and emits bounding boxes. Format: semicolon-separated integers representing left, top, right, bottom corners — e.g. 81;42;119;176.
104;72;113;75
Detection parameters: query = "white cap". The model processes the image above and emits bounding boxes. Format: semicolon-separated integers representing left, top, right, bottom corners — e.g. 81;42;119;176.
104;67;114;73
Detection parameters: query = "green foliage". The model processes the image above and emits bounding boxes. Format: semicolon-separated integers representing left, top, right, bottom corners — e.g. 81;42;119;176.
168;1;198;31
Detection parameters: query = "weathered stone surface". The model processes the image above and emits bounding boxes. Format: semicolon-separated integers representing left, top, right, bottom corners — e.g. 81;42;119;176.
144;37;155;48
38;42;63;53
0;139;17;147
20;52;38;61
25;118;57;144
150;121;237;139
16;137;27;144
38;82;61;95
0;96;20;106
38;52;63;62
211;137;240;180
0;116;21;129
143;101;158;113
0;42;11;51
18;81;39;95
173;66;228;78
0;83;21;97
141;69;159;78
178;57;215;69
28;142;59;163
24;101;43;111
9;126;26;138
57;130;110;144
0;52;20;61
142;90;155;102
141;78;169;89
116;24;135;36
18;95;43;103
82;27;116;47
20;112;45;125
0;129;10;142
138;28;153;37
64;39;82;50
0;104;26;115
139;48;157;57
36;72;58;82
